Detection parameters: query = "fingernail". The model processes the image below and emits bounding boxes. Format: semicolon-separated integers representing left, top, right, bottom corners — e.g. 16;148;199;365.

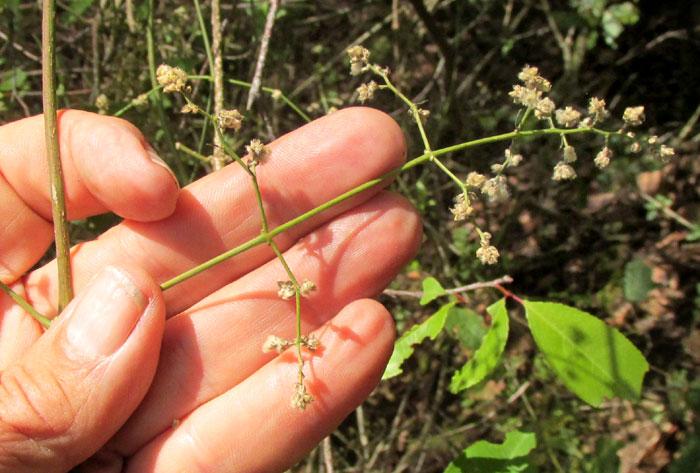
66;267;147;356
146;146;179;188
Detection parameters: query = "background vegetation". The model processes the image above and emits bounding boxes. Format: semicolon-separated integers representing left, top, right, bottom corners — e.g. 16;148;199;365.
1;0;699;471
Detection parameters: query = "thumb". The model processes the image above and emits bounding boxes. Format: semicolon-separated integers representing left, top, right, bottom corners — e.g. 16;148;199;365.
0;265;165;473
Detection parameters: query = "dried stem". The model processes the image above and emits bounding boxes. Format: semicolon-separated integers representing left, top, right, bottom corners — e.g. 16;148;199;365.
125;0;137;33
246;0;278;110
210;0;226;170
383;275;514;299
43;0;73;312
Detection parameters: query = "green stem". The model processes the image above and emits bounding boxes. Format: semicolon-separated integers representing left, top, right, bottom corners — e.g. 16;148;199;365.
146;0;186;178
268;240;304;368
640;192;698;231
190;75;311;122
175;141;210;162
160;125;617;291
43;0;73;313
372;65;431;152
192;0;214;73
0;282;51;329
113;85;161;117
432;156;466;194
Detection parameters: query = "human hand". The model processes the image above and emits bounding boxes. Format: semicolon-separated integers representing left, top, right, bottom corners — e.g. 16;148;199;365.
0;108;421;472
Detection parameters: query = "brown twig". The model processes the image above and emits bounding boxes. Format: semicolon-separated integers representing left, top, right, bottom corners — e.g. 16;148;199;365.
211;0;226;170
383;275;513;299
246;0;278;110
125;0;137;33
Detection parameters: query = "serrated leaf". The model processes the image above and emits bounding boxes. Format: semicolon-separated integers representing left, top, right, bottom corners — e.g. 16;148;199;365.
449;298;509;393
420;277;447;305
524;301;649;406
624;259;654;302
444;430;537;473
382;301;456;380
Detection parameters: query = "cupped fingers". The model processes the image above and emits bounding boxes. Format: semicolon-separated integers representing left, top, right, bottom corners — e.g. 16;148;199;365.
0;111;179;282
0;172;53;283
0;110;179;223
125;298;395;473
110;191;421;454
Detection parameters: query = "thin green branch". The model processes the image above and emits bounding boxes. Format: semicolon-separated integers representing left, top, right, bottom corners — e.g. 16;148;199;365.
146;0;186;178
268;239;305;372
176;141;211;162
113;85;161;117
160;124;610;291
190;75;311;122
0;282;51;329
193;0;214;73
43;0;73;313
640;192;698;231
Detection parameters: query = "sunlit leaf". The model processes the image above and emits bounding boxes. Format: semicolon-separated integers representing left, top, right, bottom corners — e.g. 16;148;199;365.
444;430;537;473
382;302;456;380
524;301;649;406
449;298;509;393
420;277;447;306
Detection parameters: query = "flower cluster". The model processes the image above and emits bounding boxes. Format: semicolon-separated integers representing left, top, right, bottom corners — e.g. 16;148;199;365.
246;138;270;165
347;45;370;76
262;334;319;354
509;65;552;111
277;278;317;300
357;81;378;103
481;175;509;203
555;106;582;128
450;193;473;221
408;108;430;124
291;382;314;410
217;109;244;131
156;64;188;93
552;161;576;181
594;147;613;169
476;232;499;265
262;335;291;354
623;106;645;127
180;103;199;114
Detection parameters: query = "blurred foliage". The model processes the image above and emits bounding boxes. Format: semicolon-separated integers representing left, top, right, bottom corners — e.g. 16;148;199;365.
2;0;700;471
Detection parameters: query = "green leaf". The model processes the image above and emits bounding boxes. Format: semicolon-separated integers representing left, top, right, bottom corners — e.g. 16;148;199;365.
524;301;649;406
69;0;96;15
624;259;655;302
0;68;28;92
444;430;537;473
449;298;509;393
607;2;640;25
382;301;456;380
420;277;447;305
445;306;487;351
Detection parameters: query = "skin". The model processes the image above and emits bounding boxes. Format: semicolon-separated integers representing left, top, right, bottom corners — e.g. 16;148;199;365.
0;107;422;472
